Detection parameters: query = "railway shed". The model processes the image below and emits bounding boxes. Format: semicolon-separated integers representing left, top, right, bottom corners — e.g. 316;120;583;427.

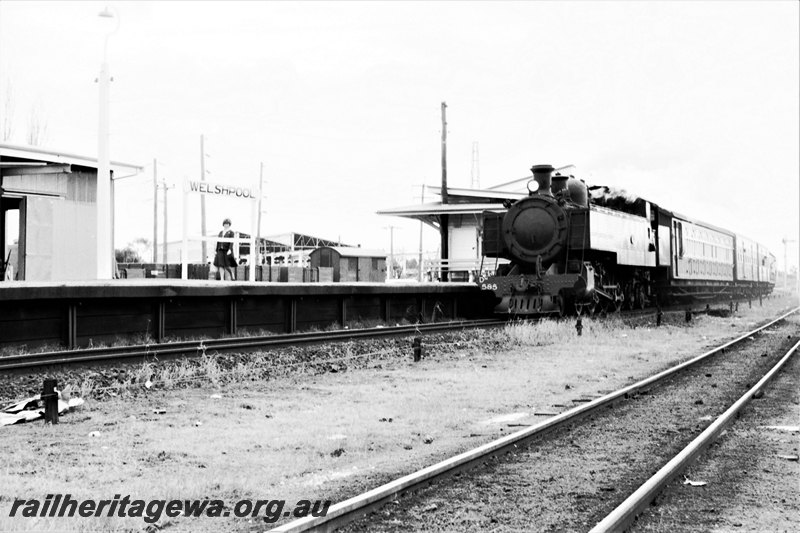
309;246;386;282
0;143;142;281
160;231;354;267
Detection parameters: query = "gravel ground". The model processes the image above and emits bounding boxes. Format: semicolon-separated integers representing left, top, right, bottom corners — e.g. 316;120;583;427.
631;340;800;533
341;319;799;532
1;301;794;533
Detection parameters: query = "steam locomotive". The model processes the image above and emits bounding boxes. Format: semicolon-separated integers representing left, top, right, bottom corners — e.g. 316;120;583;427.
479;164;775;315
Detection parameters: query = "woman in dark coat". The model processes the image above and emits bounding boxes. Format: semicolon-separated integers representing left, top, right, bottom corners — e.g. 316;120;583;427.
213;218;236;280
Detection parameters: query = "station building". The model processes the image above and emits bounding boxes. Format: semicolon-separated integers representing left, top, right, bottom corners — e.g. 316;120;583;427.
0;143;142;281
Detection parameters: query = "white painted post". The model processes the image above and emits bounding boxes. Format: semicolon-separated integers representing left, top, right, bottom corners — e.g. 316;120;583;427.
256;164;265;279
233;232;240;281
249;182;257;282
181;176;188;280
96;59;112;279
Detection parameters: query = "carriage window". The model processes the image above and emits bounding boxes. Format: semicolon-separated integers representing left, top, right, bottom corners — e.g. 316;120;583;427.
677;222;684;258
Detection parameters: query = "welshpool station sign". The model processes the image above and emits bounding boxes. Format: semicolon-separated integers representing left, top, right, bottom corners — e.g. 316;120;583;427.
185;180;257;200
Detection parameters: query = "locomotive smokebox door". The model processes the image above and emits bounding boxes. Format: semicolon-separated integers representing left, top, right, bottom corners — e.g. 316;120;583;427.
501;195;568;269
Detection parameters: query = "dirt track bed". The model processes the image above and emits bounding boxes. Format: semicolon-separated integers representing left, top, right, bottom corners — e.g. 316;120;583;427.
341;317;799;532
631;343;800;533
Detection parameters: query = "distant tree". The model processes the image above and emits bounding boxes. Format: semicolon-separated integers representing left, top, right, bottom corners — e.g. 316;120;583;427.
405;257;418;270
1;78;14;142
115;246;142;263
129;238;152;262
115;238;153;264
26;104;48;146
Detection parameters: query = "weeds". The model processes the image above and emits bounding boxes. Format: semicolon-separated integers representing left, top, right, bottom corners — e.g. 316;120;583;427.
503;316;657;348
77;375;97;398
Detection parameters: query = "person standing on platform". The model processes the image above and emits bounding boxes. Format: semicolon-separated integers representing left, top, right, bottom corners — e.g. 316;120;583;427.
214;218;237;280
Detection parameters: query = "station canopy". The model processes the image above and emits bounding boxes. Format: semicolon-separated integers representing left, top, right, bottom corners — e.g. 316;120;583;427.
377;185;525;229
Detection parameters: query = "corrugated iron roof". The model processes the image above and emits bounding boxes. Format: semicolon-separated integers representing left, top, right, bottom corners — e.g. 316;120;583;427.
0;142;143;174
312;246;386;258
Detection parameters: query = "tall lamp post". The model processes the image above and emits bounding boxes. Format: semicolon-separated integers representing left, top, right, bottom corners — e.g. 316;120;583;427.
96;6;119;279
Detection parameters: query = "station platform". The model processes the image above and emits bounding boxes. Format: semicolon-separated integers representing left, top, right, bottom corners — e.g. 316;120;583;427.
0;280;494;350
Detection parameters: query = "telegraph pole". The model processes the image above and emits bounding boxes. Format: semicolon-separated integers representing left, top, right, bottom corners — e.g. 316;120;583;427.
440;102;449;282
385;225;398;279
96;41;112;279
200;134;207;264
783;237;797;290
161;180;174;263
152;158;158;263
471;141;480;189
256;162;264;262
418;184;425;282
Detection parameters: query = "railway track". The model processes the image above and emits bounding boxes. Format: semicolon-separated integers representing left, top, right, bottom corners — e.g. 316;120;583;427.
0;318;508;371
270;306;799;532
590;335;800;532
0;302;754;372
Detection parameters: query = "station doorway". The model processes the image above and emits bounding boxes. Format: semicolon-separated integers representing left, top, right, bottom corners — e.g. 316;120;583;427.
1;195;23;281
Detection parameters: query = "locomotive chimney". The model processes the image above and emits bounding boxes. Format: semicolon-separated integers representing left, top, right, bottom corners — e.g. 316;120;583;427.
530;164;555;196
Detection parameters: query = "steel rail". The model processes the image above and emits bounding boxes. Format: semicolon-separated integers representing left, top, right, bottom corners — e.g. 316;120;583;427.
0;319;508;371
0;301;764;371
589;336;800;533
270;306;799;533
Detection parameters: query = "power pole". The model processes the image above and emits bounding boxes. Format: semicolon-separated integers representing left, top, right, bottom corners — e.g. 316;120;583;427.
152;158;158;263
385;225;398;279
96;44;112;279
440;101;449;282
471;141;480;189
256;162;264;263
783;237;797;290
160;180;174;263
418;184;426;282
200;134;207;264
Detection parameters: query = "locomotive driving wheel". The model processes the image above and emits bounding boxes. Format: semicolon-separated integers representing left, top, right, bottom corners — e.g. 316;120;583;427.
586;294;599;316
556;293;567;318
623;282;636;311
634;284;647;310
608;287;623;313
575;294;598;316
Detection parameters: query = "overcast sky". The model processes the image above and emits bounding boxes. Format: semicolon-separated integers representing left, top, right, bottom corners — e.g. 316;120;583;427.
1;1;798;268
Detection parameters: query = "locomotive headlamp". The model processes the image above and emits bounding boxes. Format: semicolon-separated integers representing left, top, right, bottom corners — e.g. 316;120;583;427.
527;179;539;195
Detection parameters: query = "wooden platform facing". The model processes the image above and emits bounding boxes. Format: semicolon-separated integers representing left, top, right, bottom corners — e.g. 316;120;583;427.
0;281;494;350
